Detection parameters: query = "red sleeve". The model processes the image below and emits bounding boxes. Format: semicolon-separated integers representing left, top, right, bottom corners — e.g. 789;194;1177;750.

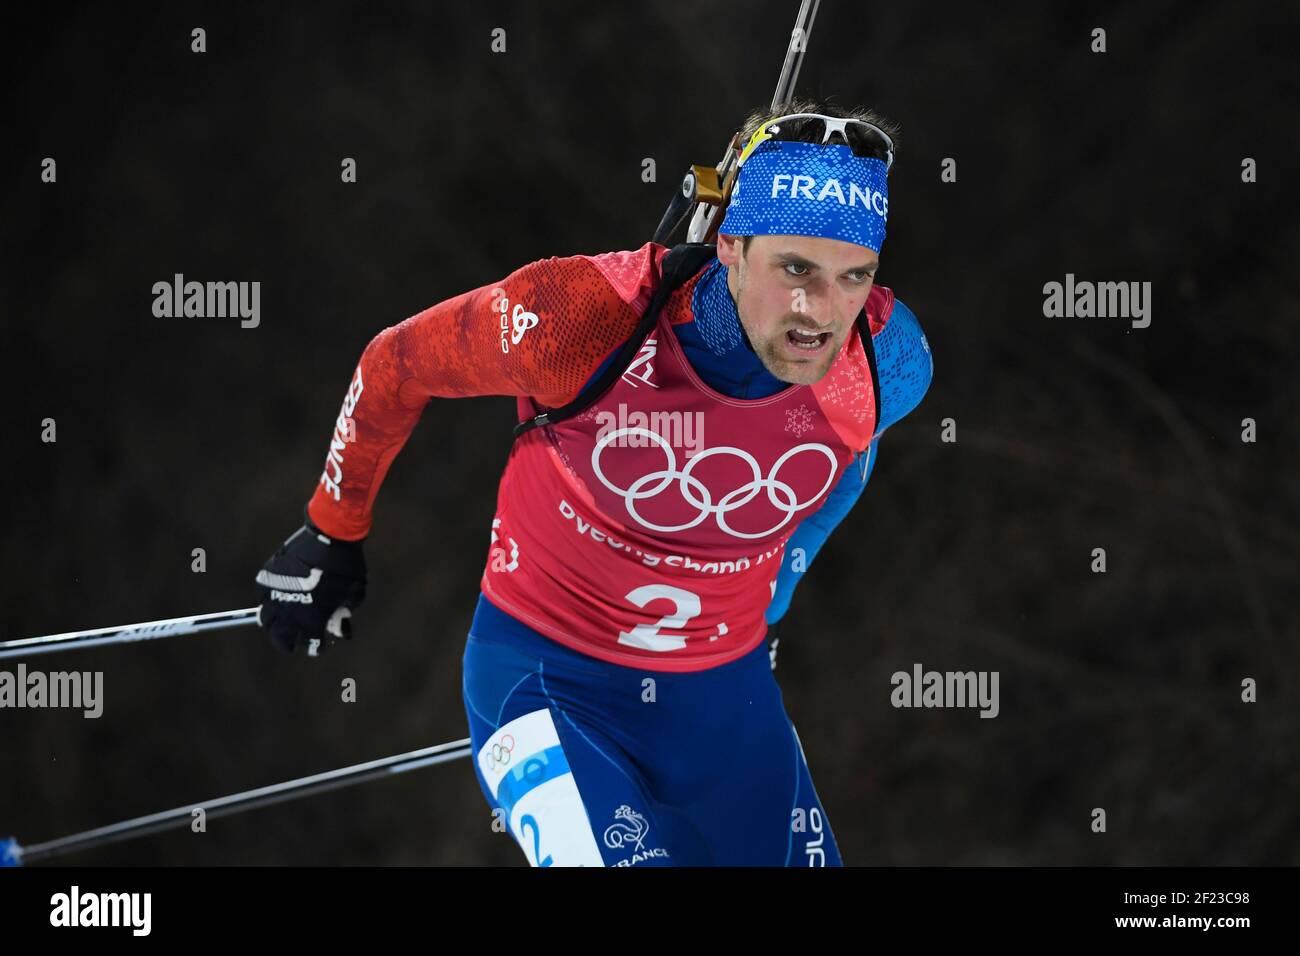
305;242;669;540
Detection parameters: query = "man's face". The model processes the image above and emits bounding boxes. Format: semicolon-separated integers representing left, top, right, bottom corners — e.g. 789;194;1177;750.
716;233;879;385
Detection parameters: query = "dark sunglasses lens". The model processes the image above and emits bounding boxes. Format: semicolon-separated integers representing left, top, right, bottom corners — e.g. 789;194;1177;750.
843;124;892;164
769;118;891;166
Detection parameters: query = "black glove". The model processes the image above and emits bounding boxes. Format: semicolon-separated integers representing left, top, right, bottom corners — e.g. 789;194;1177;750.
255;508;367;656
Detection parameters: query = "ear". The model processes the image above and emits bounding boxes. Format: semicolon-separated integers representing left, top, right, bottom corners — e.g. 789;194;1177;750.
716;232;743;266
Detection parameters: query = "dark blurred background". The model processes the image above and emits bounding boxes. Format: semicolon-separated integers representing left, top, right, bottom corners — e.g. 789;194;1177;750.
1;1;1296;865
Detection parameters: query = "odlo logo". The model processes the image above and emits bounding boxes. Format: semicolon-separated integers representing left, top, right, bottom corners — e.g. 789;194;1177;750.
492;287;539;353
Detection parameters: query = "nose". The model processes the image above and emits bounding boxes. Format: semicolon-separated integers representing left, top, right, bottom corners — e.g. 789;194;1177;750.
797;279;859;329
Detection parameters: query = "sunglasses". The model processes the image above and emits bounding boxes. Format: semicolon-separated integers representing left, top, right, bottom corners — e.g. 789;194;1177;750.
736;112;895;173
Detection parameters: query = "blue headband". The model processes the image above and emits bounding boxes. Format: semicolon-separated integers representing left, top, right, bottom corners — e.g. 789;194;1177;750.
718;140;889;253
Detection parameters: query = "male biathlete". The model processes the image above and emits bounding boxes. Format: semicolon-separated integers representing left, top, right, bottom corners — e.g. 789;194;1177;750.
254;99;933;866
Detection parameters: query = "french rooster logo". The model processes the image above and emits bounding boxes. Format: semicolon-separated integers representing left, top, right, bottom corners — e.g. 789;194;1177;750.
602;804;649;852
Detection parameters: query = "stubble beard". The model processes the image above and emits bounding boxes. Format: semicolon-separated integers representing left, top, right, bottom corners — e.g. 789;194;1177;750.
731;256;836;385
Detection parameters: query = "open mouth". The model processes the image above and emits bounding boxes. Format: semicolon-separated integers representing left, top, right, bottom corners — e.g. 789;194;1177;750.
785;328;832;353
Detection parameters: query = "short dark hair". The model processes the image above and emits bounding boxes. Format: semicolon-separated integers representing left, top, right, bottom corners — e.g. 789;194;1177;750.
733;96;900;257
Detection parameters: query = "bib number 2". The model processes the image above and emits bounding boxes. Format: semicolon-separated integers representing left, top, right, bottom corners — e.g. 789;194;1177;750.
617;584;727;652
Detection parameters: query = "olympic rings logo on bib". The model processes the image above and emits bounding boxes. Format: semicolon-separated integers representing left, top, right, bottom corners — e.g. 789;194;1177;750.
590;427;837;539
483;733;515;771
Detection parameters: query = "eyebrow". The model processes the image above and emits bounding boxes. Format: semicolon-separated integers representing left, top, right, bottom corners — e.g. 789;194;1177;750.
775;251;878;272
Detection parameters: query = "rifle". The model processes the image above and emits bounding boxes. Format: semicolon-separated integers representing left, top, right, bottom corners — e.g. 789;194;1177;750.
652;0;822;246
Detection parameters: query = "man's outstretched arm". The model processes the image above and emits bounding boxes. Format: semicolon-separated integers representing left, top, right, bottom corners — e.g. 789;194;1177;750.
304;244;665;541
254;244;665;654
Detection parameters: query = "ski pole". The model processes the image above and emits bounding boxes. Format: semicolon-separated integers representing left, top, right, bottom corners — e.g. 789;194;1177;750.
1;738;473;866
0;607;261;661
